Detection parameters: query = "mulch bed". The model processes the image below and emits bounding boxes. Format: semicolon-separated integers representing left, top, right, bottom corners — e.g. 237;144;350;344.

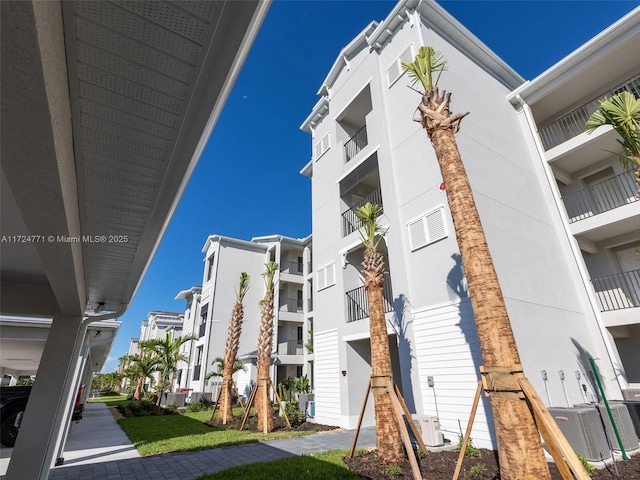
343;449;640;479
204;410;337;433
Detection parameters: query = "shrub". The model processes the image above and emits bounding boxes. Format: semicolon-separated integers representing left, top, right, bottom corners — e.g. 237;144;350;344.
468;463;486;478
383;464;402;477
457;435;481;457
575;452;596;476
185;401;209;413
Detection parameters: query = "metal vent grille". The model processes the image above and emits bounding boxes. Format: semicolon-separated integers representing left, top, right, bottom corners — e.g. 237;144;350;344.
596;403;640;451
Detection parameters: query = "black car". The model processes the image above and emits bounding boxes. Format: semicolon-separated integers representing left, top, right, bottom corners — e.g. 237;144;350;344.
0;385;84;447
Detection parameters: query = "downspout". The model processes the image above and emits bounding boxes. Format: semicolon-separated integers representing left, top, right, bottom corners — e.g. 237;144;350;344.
515;94;628;392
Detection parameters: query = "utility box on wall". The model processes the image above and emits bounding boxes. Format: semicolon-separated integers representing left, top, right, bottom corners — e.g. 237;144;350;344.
414;415;444;447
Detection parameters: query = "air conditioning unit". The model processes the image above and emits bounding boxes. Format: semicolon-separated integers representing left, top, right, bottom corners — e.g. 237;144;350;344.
623;401;640;437
413;415;444;447
549;406;610;461
595;402;640;452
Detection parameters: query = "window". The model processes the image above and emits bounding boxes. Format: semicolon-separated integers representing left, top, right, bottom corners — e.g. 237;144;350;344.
314;132;330;160
297;290;304;309
387;45;413;87
206;253;215;281
316;262;336;290
296;365;303;377
408;206;447;251
297;326;303;345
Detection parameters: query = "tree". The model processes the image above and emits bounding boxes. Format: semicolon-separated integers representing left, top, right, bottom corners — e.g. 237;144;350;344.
123;344;160;403
586;91;640;196
213;272;250;423
403;47;551;479
255;261;278;433
355;202;404;465
148;331;195;401
206;356;247;422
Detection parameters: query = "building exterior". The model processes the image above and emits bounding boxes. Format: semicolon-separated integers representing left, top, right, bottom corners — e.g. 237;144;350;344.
197;234;312;401
300;0;637;448
175;286;202;392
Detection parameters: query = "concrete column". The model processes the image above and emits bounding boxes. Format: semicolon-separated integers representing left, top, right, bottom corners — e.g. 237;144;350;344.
6;313;86;480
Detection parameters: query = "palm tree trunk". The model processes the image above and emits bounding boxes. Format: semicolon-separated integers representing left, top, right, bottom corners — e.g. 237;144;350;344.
425;91;551;479
256;290;275;432
218;301;244;423
366;267;404;465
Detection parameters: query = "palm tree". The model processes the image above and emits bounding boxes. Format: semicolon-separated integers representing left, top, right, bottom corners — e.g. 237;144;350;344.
403;47;551;479
586;91;640;196
214;272;250;423
148;331;195;401
206;356;247;422
255;261;278;433
355;202;404;464
124;347;160;403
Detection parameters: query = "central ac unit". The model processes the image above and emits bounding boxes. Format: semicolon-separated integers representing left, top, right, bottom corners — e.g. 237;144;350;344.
622;389;640;402
413;415;444;447
548;406;610;461
623;401;640;436
593;402;640;452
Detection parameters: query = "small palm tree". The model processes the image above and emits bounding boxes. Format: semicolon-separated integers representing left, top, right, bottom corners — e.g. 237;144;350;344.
586;91;640;195
255;261;278;433
124;348;160;404
355;203;404;464
148;332;196;401
214;272;250;423
403;47;551;478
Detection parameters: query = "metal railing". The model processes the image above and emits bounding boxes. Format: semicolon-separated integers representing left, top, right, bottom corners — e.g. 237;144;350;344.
280;297;303;313
561;171;638;222
341;188;383;237
281;260;303;275
344;125;368;162
277;340;304;355
538;73;640;150
592;269;640;312
346;274;394;322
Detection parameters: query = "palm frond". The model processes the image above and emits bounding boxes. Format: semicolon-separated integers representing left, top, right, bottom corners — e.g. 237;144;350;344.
402;46;447;91
355;202;386;249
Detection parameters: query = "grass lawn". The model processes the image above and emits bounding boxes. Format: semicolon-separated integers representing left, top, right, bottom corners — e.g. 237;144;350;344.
194;449;365;480
87;395;129;406
117;408;332;456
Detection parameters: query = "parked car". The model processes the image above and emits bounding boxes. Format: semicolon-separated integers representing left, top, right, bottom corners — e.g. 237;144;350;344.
0;385;84;447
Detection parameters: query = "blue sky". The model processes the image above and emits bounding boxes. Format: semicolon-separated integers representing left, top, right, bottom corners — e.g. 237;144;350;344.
103;0;639;371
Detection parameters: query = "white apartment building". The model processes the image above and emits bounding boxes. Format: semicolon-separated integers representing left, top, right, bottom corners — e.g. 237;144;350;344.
174;286;202;392
300;0;637;448
196;234;313;401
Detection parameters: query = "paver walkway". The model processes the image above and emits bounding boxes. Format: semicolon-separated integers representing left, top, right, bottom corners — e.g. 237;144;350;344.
9;402;377;480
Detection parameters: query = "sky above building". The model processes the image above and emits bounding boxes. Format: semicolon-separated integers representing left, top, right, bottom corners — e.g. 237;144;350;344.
104;0;639;371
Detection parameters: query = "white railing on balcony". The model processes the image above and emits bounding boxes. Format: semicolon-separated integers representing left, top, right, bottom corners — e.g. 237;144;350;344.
341;188;383;237
280;297;303;313
592;269;640;312
561;171;638;223
344;125;368;162
277;340;304;355
281;260;303;275
538;73;640;150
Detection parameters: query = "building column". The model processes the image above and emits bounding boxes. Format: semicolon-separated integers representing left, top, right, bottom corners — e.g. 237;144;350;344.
6;313;87;480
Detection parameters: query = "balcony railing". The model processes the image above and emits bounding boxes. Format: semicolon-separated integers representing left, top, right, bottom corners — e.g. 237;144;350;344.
561;171;638;223
592;269;640;312
538;73;640;150
344;125;368;162
277;340;304;355
346;275;394;322
280;297;303;313
281;260;303;275
341;188;383;237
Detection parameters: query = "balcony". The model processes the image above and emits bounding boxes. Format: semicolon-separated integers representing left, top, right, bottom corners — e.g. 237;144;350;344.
592;270;640;312
280;297;303;313
344;125;368;163
346;275;394;322
277;339;304;356
341;188;383;237
561;171;638;223
538;73;640;150
280;260;303;275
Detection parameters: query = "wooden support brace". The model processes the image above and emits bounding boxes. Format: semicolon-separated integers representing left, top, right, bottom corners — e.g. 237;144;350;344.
270;378;291;429
480;365;525;398
239;383;258;431
452;381;483;480
349;380;371;458
387;380;423;480
394;384;428;456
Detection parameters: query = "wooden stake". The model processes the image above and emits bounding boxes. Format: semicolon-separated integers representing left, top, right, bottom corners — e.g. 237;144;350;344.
519;377;591;480
394;384;428;456
387;380;423;480
262;378;269;435
239;383;258;431
270;378;291;429
452;381;482;480
349;380;371;458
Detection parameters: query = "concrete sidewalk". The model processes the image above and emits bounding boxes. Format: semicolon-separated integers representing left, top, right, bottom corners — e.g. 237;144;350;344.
2;401;377;479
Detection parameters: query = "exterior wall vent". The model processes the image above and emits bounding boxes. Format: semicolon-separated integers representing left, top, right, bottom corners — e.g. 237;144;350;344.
408;206;447;251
